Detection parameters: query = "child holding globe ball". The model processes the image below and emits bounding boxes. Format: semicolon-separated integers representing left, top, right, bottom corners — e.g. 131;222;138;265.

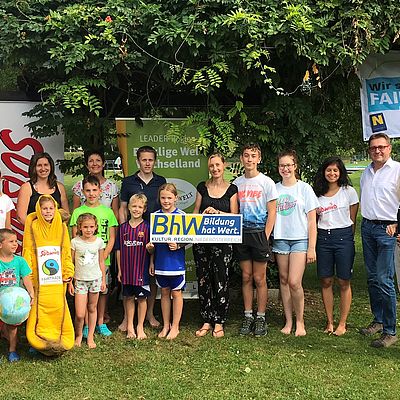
0;228;34;362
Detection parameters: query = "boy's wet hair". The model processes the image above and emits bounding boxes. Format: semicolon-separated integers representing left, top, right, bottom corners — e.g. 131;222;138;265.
76;213;99;236
129;193;148;208
0;228;16;242
82;175;101;189
241;143;261;156
137;146;157;160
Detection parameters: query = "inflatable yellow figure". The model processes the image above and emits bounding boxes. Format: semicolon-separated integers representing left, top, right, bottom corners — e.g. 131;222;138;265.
23;195;74;355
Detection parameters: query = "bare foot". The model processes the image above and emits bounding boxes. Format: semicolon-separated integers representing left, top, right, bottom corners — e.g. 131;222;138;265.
87;340;97;349
324;322;334;334
195;323;212;337
104;312;111;324
333;324;347;336
118;320;128;332
166;326;179;340
75;336;82;347
280;324;292;335
126;330;137;339
295;321;307;337
147;315;161;328
158;326;170;338
136;328;147;340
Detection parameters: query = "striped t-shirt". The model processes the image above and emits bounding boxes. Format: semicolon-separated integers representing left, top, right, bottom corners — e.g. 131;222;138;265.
115;220;150;286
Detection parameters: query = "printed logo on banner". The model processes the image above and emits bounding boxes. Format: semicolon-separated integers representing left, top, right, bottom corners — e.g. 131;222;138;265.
366;77;400;112
166;178;196;209
37;246;63;285
359;53;400;140
369;113;387;133
150;213;242;243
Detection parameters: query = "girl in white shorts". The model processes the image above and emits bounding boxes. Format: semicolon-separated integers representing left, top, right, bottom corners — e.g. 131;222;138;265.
69;213;106;349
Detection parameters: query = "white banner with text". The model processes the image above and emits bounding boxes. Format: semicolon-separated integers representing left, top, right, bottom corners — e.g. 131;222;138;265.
359;51;400;140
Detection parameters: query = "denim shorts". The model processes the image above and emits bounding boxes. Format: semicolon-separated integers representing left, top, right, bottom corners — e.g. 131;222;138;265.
272;239;308;255
316;226;355;280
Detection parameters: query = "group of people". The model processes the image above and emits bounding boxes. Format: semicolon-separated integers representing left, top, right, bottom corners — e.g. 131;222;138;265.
0;131;399;362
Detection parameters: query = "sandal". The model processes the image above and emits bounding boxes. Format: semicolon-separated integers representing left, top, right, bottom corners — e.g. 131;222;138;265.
195;325;212;337
212;329;225;338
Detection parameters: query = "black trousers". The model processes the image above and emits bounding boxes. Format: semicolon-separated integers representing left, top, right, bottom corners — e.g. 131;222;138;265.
193;243;232;324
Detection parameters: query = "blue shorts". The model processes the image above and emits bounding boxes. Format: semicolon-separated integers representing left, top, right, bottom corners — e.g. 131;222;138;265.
316;226;355;280
155;274;185;291
272;239;308;254
122;284;151;298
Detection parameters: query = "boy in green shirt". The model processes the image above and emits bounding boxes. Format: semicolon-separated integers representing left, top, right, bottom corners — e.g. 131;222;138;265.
70;176;118;336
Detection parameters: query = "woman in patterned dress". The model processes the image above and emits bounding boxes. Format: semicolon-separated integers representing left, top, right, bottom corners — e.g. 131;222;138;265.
193;153;238;338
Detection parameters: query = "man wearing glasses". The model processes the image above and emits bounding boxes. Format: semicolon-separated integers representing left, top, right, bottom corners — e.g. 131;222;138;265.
360;133;400;347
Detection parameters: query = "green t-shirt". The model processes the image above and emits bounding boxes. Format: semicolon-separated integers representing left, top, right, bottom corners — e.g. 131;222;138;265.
70;204;118;266
0;255;31;288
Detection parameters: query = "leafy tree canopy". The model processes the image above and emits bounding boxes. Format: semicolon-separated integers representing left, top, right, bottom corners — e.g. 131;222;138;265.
0;0;399;176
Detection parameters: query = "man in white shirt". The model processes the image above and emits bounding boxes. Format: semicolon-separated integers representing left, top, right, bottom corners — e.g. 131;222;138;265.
360;133;400;348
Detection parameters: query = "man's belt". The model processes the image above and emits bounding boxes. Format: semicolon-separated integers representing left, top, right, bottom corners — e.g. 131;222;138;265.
363;218;397;225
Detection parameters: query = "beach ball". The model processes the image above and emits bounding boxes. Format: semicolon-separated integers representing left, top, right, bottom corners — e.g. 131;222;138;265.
0;286;31;325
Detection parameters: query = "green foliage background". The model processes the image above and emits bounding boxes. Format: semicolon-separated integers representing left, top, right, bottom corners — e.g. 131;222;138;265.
0;0;399;174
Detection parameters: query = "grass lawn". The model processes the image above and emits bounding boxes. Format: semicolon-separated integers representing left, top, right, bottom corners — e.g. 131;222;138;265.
1;171;400;400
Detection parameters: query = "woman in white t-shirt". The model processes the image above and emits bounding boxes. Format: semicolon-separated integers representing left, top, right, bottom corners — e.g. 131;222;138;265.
273;150;319;337
313;156;359;336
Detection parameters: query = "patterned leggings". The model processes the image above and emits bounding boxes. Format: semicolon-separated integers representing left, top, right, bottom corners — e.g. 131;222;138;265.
193;243;232;324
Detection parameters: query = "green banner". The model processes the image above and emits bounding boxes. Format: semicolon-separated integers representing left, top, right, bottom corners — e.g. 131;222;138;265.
116;118;208;297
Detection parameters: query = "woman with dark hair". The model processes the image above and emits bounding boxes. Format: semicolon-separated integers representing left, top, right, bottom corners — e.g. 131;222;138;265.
313;156;358;336
72;149;119;218
17;152;69;225
273;150;319;337
193;153;238;338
